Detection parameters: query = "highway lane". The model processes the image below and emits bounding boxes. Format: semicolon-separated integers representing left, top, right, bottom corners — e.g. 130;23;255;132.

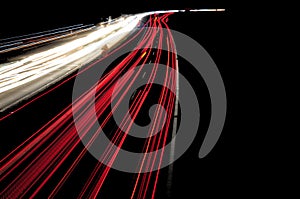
0;9;223;112
0;13;178;199
0;15;145;112
0;9;225;198
0;24;94;54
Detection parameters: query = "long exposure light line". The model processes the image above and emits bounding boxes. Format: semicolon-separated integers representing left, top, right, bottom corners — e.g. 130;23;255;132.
1;12;178;199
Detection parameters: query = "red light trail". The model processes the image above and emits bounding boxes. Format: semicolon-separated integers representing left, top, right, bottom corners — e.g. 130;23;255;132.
1;13;177;199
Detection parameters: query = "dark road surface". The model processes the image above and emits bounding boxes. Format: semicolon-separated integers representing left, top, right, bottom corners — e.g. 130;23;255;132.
0;11;236;199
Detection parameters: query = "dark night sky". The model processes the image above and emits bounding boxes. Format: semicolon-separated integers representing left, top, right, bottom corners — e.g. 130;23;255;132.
0;0;228;39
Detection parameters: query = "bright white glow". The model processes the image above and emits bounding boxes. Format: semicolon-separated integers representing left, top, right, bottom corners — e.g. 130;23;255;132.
0;16;141;94
0;9;224;98
190;9;226;12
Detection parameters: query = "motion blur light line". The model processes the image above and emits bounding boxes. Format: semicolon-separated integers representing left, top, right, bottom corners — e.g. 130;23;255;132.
1;16;153;198
0;15;150;120
129;13;176;199
77;18;162;198
0;11;188;199
0;16;140;93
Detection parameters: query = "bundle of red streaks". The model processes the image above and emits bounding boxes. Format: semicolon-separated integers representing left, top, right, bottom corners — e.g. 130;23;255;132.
0;13;177;199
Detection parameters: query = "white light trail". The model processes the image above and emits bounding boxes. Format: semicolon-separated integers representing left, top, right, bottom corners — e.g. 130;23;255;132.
0;16;141;94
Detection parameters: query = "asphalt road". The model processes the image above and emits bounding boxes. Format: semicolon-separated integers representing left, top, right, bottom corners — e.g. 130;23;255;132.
0;10;234;199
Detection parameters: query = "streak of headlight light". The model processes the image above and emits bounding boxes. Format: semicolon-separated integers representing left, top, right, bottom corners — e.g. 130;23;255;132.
0;16;141;93
190;9;226;12
0;17;130;74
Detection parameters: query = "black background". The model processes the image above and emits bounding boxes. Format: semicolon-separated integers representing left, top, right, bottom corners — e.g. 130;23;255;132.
1;0;228;38
0;0;278;198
